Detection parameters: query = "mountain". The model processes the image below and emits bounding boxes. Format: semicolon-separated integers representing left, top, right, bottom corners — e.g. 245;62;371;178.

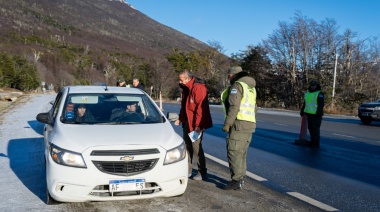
0;0;216;91
0;0;209;58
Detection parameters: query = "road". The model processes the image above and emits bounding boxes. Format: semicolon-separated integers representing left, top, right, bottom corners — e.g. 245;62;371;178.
163;102;380;212
1;94;379;211
0;94;319;212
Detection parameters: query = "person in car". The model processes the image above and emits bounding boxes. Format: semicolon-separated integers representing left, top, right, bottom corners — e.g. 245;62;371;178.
110;102;144;121
75;104;95;123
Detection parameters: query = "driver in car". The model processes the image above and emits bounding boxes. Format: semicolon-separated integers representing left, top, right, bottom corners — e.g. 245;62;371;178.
110;102;144;121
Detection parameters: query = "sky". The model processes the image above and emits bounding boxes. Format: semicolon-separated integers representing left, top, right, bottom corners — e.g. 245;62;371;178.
125;0;380;56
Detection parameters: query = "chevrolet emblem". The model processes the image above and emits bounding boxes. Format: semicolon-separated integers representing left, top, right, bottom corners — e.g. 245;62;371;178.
120;156;134;161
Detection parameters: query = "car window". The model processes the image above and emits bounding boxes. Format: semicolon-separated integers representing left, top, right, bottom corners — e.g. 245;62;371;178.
61;93;163;124
52;92;63;119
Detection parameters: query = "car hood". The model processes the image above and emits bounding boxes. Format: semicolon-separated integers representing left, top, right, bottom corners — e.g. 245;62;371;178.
53;123;182;153
360;102;380;107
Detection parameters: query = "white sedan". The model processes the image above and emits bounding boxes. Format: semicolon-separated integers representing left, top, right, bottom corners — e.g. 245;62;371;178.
36;86;188;204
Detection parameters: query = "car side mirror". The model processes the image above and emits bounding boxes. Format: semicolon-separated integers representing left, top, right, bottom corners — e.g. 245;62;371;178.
166;112;179;122
36;112;54;125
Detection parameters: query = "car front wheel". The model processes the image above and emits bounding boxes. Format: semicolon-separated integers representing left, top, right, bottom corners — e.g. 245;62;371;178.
360;117;372;125
46;187;60;205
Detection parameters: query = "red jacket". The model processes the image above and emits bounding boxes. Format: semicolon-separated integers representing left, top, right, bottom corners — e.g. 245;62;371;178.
179;77;213;131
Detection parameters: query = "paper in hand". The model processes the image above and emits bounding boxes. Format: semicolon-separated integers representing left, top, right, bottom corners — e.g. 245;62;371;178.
188;131;202;142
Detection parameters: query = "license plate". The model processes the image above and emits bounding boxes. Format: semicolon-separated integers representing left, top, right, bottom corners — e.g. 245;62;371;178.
361;112;369;116
109;179;145;192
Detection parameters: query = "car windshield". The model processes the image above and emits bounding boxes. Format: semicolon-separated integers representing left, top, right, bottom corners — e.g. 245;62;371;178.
61;93;163;124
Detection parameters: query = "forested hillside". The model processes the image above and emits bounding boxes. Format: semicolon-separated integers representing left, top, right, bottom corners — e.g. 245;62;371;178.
1;1;379;115
0;0;228;99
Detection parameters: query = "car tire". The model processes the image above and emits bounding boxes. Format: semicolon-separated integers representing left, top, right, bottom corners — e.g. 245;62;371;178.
360;117;372;125
46;188;60;205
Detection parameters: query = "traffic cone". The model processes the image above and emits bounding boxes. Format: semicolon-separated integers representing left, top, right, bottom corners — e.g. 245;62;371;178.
295;115;308;144
299;115;308;140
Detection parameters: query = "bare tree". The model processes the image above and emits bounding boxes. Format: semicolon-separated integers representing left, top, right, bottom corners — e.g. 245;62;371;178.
148;57;177;99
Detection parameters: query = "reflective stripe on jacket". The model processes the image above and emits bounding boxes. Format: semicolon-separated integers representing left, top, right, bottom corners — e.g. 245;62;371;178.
304;91;321;114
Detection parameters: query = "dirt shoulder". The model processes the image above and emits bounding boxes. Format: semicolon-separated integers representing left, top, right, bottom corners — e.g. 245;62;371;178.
0;88;31;122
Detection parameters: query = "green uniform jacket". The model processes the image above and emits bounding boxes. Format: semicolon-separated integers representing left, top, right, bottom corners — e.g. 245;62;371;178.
224;72;257;132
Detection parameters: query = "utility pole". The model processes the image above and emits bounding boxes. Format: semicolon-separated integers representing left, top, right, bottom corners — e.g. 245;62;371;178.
332;53;338;108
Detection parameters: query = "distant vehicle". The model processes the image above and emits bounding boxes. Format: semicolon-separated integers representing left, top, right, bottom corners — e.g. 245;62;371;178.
36;86;187;204
357;99;380;125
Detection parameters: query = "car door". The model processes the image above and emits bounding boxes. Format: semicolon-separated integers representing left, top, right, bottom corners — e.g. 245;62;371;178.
44;91;63;156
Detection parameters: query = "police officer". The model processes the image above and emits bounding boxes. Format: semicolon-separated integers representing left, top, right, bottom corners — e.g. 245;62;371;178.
300;80;324;148
117;78;131;87
221;66;257;190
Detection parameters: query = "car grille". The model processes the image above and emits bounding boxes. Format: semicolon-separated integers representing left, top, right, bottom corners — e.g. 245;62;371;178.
91;149;160;156
92;159;159;176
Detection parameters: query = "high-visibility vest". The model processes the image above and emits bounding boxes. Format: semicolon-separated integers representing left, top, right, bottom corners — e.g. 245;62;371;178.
221;81;256;123
303;91;321;114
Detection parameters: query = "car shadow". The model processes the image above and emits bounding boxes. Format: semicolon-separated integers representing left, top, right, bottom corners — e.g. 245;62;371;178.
6;137;46;203
27;120;45;136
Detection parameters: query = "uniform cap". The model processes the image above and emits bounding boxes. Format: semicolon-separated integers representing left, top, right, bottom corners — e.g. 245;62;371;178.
227;66;243;75
310;80;318;86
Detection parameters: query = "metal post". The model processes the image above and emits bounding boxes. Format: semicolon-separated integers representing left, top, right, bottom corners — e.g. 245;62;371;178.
159;91;163;111
332;53;338;107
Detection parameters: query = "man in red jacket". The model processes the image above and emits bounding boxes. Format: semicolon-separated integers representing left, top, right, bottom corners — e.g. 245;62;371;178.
175;69;213;181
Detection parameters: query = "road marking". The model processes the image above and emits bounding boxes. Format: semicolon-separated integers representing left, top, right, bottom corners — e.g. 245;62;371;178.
274;123;288;126
205;153;267;182
287;192;339;211
333;133;355;138
205;153;338;211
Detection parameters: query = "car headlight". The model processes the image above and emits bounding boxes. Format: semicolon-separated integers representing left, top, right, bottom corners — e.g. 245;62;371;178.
374;106;380;111
50;144;87;168
164;142;186;165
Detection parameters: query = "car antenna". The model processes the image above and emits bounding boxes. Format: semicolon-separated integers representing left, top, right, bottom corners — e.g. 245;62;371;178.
104;83;109;91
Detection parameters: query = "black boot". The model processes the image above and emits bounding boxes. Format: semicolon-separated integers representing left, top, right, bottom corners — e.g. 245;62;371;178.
223;180;242;190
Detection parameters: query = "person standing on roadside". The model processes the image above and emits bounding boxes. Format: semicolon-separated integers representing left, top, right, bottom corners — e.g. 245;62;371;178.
132;78;145;91
300;80;324;148
117;78;130;87
221;66;257;190
174;69;213;181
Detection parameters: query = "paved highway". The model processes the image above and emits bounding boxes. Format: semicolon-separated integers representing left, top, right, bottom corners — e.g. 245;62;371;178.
163;102;380;212
0;94;319;212
1;94;378;211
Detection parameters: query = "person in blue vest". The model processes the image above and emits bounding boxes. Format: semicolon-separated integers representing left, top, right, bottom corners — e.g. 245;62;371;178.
300;80;325;148
221;66;257;190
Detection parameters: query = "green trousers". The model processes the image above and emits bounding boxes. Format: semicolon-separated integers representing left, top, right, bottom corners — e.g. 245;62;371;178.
226;129;252;181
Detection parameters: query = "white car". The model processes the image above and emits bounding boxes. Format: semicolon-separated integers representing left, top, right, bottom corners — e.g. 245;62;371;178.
36;86;188;204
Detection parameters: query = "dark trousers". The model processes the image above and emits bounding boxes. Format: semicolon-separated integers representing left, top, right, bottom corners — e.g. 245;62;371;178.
226;128;252;181
306;114;322;144
183;124;207;175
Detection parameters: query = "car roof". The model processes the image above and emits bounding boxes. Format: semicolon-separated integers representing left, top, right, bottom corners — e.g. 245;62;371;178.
64;86;145;95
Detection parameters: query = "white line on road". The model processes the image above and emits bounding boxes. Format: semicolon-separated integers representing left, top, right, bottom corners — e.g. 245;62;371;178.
205;153;268;182
205;153;339;211
274;123;288;126
287;192;339;211
333;133;355;138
